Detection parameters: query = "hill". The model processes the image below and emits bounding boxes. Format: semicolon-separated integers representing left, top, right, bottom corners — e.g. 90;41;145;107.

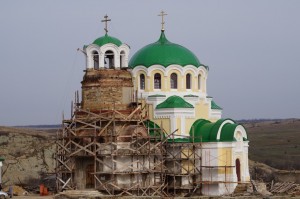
0;119;299;188
243;118;300;170
0;126;56;186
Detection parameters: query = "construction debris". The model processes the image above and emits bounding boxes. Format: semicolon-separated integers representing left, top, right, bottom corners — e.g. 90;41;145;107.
54;190;103;199
3;185;27;196
270;182;300;195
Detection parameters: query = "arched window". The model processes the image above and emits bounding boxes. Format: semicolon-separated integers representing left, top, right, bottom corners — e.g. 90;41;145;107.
120;51;125;68
154;73;161;89
198;74;201;90
104;50;114;69
170;73;178;89
140;74;145;90
186;73;191;89
92;51;99;69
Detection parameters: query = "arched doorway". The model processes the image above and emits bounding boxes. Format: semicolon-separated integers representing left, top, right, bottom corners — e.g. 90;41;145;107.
235;159;241;182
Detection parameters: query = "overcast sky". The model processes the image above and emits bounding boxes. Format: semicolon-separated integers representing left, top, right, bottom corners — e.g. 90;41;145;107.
1;0;300;126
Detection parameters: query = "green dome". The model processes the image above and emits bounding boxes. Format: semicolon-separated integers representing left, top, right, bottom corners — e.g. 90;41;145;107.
156;95;194;109
93;33;122;47
129;31;205;68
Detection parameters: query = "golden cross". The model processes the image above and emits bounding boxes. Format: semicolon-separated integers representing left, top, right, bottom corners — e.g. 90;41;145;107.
101;14;111;34
158;10;167;31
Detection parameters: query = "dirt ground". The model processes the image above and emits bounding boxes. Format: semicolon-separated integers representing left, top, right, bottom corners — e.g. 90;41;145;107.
12;196;53;199
11;195;300;199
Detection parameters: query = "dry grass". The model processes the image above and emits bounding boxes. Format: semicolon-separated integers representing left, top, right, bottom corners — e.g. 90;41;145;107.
244;119;300;170
0;126;56;139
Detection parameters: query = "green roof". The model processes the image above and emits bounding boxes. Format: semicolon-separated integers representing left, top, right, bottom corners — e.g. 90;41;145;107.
93;33;122;47
0;157;4;161
189;118;246;142
211;100;222;110
144;120;165;138
167;137;190;143
129;31;206;68
189;119;212;142
156;95;194;109
220;123;238;142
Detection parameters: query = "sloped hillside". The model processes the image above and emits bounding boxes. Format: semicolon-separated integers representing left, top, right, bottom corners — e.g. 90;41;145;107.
243;118;300;170
0;118;299;188
0;126;56;186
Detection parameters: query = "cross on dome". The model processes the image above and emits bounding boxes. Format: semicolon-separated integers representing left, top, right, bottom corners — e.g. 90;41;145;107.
101;14;111;34
158;10;167;31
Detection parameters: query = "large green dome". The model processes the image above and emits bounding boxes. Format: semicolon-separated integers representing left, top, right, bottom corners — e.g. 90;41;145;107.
129;31;204;68
93;33;122;47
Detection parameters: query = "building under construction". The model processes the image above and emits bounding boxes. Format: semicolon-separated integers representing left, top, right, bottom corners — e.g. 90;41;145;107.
56;15;250;197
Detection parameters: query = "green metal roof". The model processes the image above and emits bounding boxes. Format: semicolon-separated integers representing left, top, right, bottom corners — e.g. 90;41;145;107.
220;123;238;142
129;31;206;68
92;33;122;47
189;119;212;142
156;95;194;109
167;137;190;143
211;100;222;110
144;120;165;138
0;157;4;161
189;118;246;142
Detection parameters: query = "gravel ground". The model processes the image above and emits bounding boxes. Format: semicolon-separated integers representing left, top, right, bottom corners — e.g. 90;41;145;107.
12;195;53;199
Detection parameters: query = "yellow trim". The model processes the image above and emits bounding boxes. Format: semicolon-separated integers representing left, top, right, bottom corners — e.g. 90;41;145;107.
217;148;233;175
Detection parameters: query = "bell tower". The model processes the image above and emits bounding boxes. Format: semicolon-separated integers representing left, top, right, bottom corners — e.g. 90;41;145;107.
81;15;133;111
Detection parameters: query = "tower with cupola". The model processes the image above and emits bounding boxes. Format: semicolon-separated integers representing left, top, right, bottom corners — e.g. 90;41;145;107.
82;15;132;111
129;11;250;195
130;11;221;137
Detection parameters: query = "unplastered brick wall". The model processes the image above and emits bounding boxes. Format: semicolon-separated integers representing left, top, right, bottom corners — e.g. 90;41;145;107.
82;86;127;110
81;69;134;111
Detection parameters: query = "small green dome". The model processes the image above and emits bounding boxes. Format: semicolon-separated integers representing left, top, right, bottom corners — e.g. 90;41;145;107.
129;31;204;68
156;95;194;109
93;33;122;47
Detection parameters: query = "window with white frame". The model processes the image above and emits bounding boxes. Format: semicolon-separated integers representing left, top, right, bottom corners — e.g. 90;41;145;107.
140;74;145;90
170;73;178;89
154;73;161;89
104;50;114;69
186;73;191;89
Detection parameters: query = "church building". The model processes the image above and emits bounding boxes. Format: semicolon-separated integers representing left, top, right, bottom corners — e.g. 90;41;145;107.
56;13;250;197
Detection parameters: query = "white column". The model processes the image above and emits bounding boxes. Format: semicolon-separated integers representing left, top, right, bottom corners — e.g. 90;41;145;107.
181;116;185;136
170;116;176;135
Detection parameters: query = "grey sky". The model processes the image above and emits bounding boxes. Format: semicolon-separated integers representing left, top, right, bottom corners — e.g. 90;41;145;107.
1;0;300;126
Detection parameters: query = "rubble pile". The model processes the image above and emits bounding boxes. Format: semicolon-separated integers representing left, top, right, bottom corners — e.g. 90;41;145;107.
270;182;300;196
3;185;28;196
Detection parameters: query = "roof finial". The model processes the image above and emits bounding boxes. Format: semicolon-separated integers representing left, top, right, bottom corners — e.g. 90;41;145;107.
101;14;111;34
158;10;167;32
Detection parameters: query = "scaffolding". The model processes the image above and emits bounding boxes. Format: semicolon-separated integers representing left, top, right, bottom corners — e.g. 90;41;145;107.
56;99;168;196
56;100;237;197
